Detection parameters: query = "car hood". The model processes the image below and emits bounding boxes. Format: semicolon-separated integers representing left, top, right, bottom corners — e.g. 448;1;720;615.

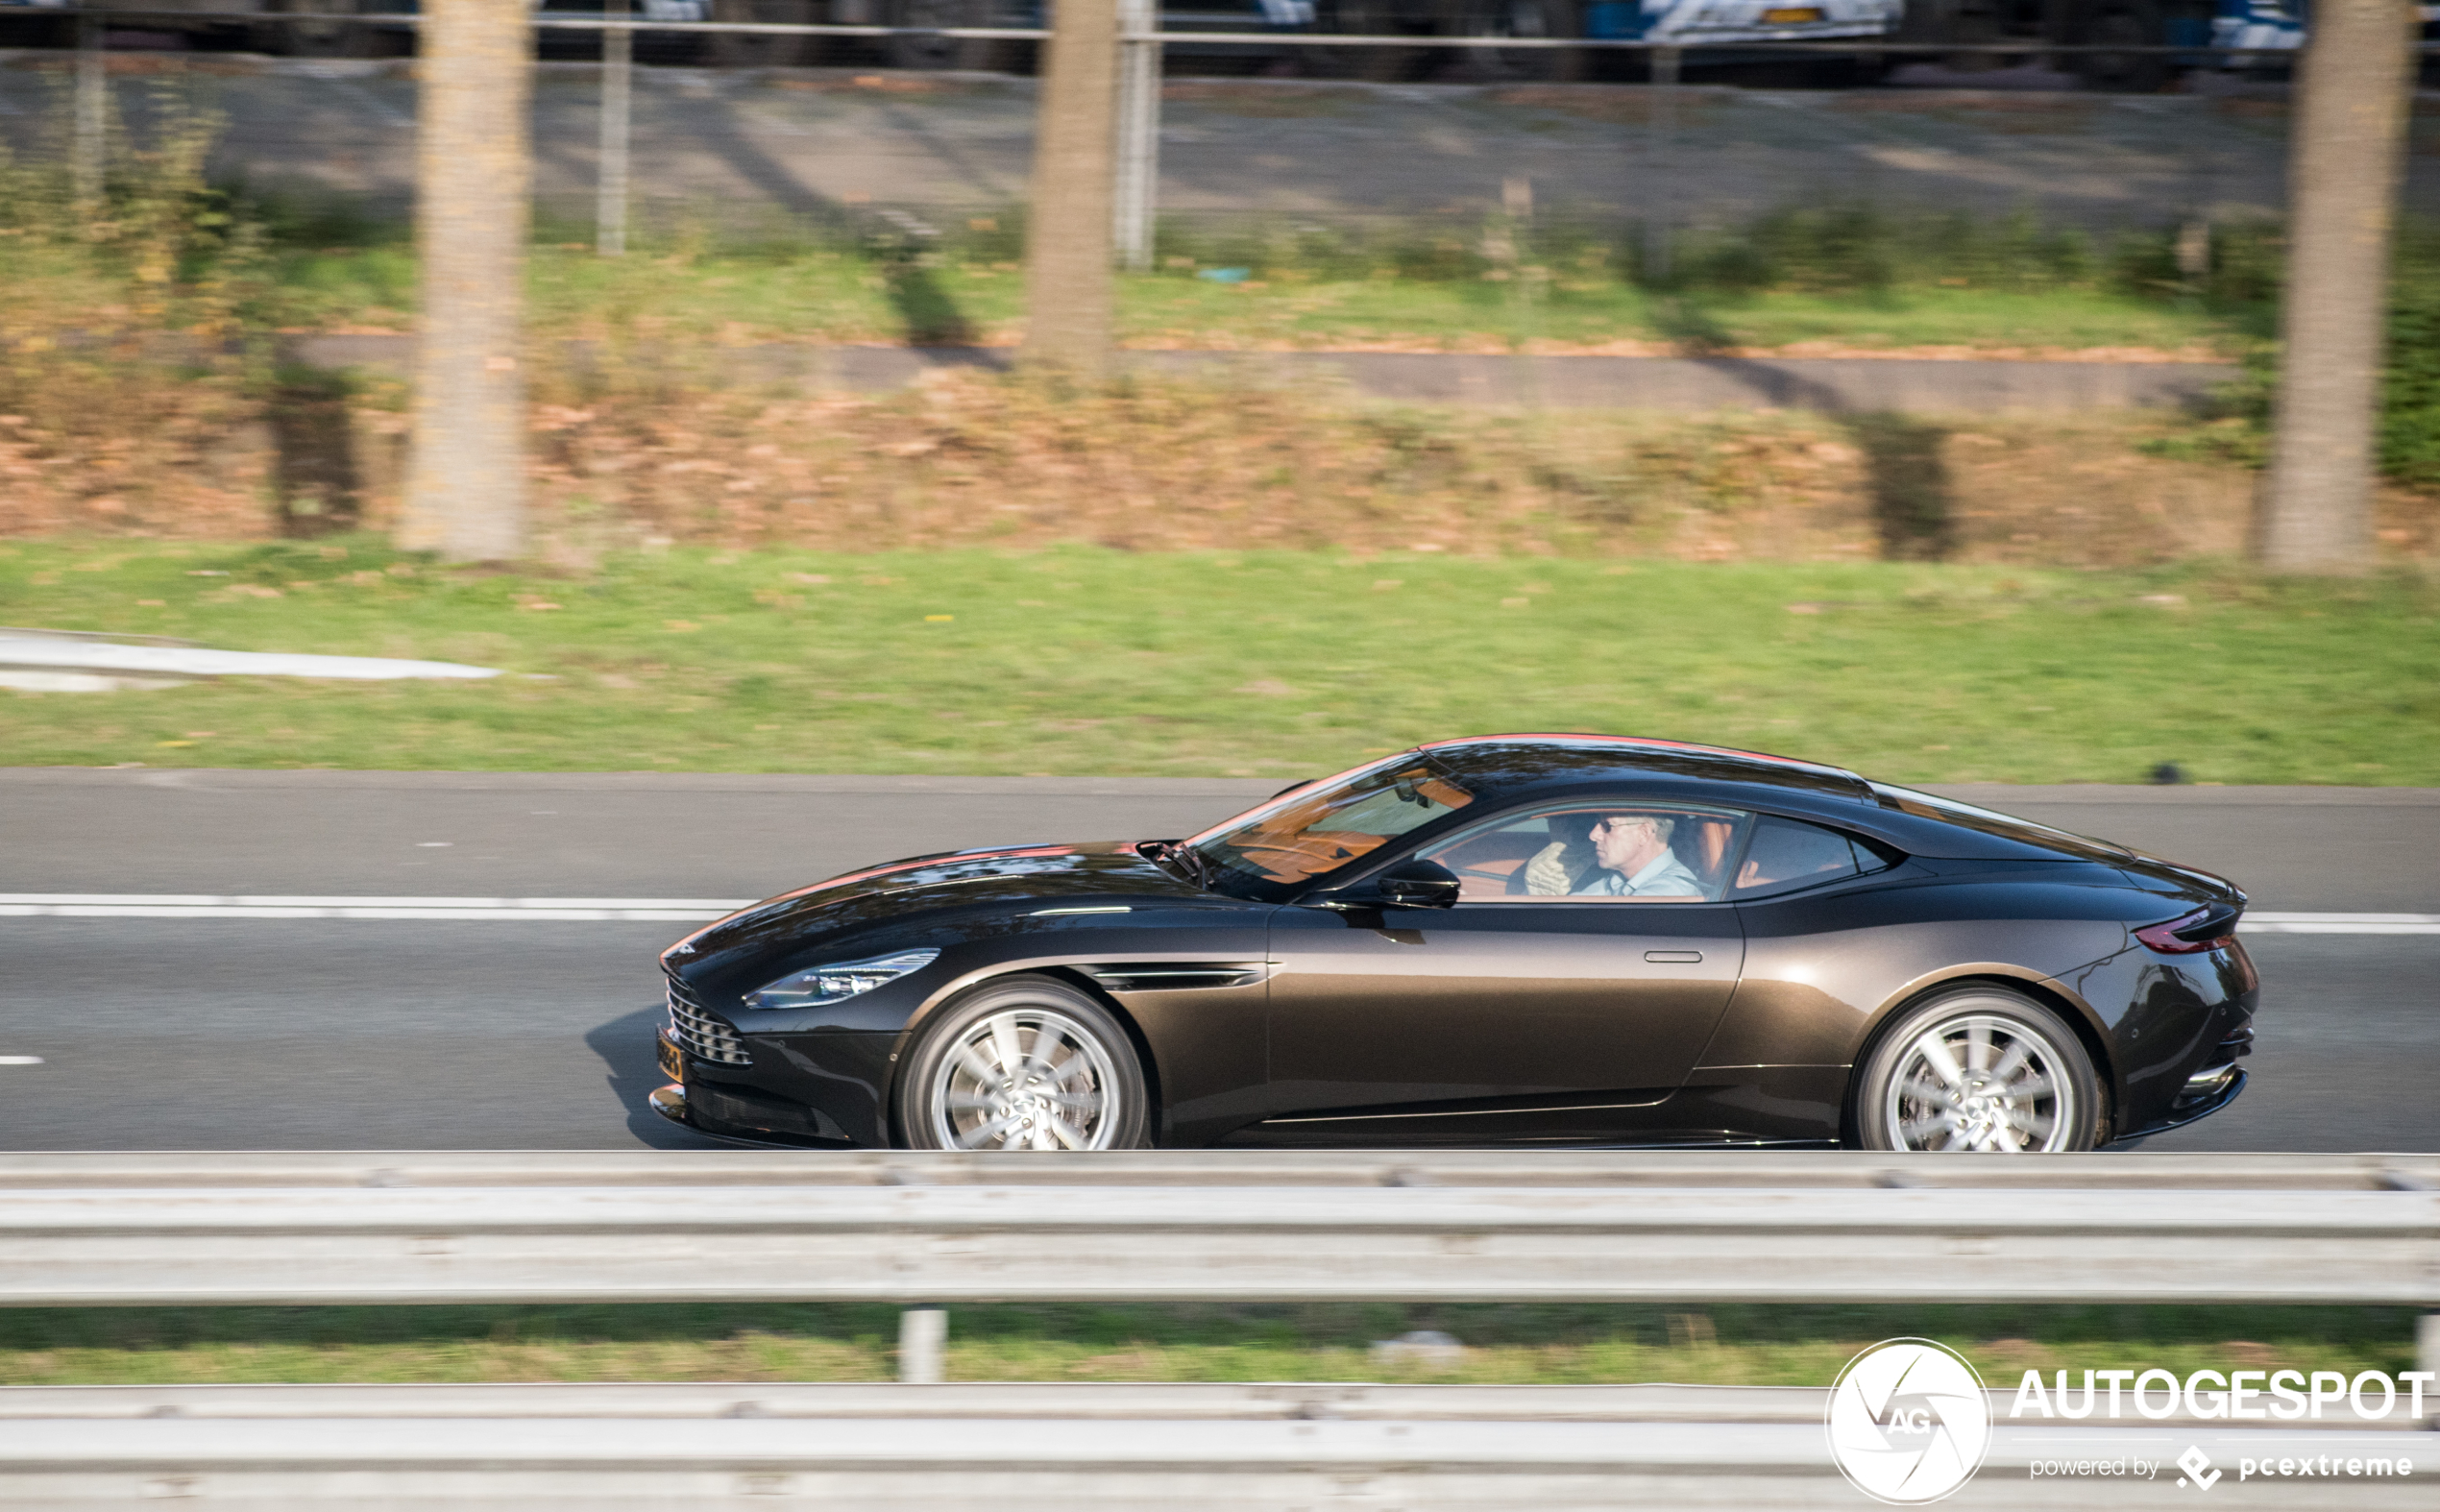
663;840;1208;979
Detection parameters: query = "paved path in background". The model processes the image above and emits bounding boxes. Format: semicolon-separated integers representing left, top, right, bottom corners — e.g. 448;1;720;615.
0;57;2363;229
2;771;2430;1153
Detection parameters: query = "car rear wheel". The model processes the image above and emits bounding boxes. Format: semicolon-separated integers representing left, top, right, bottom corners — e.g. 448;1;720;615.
1855;988;2102;1152
897;977;1149;1150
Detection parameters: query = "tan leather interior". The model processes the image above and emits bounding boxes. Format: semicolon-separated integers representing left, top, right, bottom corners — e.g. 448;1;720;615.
1429;808;1745;899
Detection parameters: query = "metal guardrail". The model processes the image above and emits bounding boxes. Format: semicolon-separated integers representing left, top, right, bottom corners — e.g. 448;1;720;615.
0;1382;2428;1510
3;1152;2435;1307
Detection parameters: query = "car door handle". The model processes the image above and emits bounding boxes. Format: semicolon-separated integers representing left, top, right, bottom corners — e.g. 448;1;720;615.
1644;950;1703;963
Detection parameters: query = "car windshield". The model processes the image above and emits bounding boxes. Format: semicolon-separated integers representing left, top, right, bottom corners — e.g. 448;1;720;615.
1185;755;1476;900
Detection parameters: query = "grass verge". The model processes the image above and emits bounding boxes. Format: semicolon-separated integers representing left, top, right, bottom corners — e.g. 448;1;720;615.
273;234;2244;358
3;542;2435;783
0;1303;2415;1387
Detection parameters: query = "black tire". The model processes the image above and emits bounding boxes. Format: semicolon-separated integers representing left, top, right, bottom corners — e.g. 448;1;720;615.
1454;0;1577;85
273;2;406;60
708;0;813;68
2068;3;2169;93
1853;986;2104;1153
1326;0;1429;83
884;0;1008;72
895;975;1151;1150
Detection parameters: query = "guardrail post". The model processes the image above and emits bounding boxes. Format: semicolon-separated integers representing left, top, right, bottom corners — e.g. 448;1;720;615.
1111;0;1159;273
899;1305;947;1384
72;12;105;217
597;0;633;257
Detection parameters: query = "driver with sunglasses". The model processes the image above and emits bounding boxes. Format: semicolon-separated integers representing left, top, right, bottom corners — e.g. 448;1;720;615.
1525;813;1702;898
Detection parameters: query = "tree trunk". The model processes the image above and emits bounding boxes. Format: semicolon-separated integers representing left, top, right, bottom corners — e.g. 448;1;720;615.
2257;0;2417;573
1022;0;1119;378
399;0;532;562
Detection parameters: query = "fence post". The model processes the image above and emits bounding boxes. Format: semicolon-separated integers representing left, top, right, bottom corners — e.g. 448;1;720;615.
597;0;633;257
72;12;105;217
1111;0;1160;273
898;1306;947;1384
1642;43;1679;284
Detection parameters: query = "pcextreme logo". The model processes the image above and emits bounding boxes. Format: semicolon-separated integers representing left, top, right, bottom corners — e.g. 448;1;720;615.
1825;1338;1993;1505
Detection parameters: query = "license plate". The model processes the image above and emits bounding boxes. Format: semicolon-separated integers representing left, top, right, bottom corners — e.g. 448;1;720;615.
657;1029;685;1083
1762;6;1823;18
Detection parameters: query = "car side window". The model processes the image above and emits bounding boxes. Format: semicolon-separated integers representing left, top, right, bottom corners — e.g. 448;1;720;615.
1418;801;1750;903
1732;816;1874;898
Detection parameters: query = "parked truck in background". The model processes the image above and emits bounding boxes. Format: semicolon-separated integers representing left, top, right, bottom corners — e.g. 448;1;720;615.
1900;0;2436;90
8;0;2412;86
0;0;1904;74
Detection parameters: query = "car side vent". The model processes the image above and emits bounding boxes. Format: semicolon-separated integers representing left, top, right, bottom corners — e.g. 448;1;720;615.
1086;963;1267;992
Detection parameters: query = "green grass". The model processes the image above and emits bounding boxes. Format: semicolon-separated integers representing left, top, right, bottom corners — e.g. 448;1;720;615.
3;541;2434;783
0;1303;2414;1387
264;240;2238;355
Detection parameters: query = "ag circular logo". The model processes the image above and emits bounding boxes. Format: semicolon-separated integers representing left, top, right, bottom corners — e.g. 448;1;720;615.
1825;1338;1991;1504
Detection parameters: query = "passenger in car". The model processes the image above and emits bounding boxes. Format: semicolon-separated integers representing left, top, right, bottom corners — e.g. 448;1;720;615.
1525;814;1703;898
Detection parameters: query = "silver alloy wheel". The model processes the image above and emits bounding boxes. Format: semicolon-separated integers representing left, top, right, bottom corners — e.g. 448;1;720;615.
930;1008;1120;1151
1882;1012;2078;1153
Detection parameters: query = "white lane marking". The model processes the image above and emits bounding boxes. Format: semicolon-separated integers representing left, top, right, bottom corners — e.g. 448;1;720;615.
0;1057;42;1066
2241;913;2440;935
0;894;755;922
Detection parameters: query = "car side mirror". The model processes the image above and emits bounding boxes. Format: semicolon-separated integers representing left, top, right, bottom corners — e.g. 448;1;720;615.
1372;858;1461;910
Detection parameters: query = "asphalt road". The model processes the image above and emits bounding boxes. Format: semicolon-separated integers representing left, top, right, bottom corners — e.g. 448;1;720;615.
3;770;2433;1153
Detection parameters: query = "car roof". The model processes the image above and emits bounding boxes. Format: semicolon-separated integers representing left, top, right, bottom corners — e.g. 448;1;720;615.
1418;733;1875;801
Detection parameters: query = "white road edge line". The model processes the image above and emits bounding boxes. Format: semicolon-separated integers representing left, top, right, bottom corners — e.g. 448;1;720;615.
0;1057;42;1066
0;898;2431;931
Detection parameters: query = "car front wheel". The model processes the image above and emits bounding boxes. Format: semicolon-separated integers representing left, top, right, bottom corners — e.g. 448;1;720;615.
1855;988;2103;1153
896;977;1149;1150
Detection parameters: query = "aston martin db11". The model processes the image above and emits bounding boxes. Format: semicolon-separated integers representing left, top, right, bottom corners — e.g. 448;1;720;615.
651;735;2254;1152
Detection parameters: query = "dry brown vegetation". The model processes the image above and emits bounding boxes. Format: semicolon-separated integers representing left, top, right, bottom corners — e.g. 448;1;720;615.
7;360;2435;569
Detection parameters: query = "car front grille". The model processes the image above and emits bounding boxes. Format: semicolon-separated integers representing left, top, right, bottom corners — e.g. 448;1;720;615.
667;974;751;1066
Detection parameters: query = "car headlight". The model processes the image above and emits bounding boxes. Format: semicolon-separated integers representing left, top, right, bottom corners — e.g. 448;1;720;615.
741;949;939;1010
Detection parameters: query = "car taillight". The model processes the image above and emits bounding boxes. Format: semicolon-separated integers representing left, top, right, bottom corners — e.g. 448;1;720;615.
2135;906;2238;955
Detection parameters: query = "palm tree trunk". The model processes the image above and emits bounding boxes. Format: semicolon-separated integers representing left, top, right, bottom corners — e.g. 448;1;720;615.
399;0;532;562
1023;0;1119;378
2257;0;2417;573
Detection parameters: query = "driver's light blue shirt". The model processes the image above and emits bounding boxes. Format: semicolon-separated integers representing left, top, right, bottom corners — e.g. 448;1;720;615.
1578;849;1704;898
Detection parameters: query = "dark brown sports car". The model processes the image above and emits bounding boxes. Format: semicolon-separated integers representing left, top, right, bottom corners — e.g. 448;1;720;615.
653;735;2254;1152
